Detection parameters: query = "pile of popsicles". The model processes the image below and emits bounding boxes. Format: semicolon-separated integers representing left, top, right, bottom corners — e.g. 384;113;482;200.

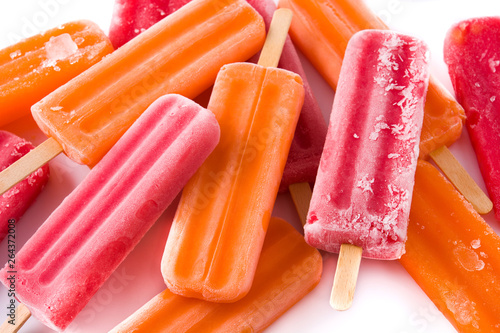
0;0;498;332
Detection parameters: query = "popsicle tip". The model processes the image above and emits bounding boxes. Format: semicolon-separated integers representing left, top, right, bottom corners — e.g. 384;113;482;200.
330;244;363;311
474;197;493;215
0;303;31;333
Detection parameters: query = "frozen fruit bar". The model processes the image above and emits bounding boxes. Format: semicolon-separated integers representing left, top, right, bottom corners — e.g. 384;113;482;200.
400;160;500;332
306;30;430;259
0;94;220;331
162;61;304;302
444;16;500;220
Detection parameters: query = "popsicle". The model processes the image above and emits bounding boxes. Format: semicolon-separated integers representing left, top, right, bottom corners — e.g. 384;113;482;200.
400;160;500;332
305;29;430;309
0;94;220;331
111;217;322;333
108;0;327;193
0;0;265;195
444;17;500;221
162;9;305;302
0;131;49;241
0;20;113;128
278;0;493;215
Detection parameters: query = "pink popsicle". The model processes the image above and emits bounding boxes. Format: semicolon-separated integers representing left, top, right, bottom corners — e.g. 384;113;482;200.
444;16;500;220
0;131;49;241
306;30;430;259
108;0;327;192
0;94;220;331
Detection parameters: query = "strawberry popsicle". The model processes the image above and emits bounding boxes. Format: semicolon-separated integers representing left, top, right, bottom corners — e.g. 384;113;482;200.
111;217;322;333
444;17;500;220
162;9;305;302
0;21;113;128
0;131;49;241
0;0;265;195
305;30;429;310
306;29;429;258
108;0;327;192
0;94;220;331
278;0;493;215
400;160;500;332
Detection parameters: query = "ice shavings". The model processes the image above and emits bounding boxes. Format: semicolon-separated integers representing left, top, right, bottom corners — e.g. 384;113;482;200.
379;185;410;238
454;242;485;271
369;115;390;140
373;35;428;148
3;187;20;199
374;34;404;90
27;168;45;186
488;57;500;73
385;184;410;212
10;50;21;59
43;34;79;69
443;289;479;328
45;34;78;61
356;176;374;194
74;37;85;45
471;239;481;249
11;142;29;158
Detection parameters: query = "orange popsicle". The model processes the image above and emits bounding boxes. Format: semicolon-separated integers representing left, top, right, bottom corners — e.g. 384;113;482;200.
0;21;113;128
0;0;266;196
400;160;500;332
278;0;493;215
32;0;264;167
162;9;305;302
112;217;322;333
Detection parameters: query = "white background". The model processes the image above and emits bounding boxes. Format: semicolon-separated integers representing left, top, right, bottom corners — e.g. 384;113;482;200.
0;0;499;332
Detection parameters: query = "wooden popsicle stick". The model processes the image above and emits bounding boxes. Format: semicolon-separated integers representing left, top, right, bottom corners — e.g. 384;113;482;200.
257;8;293;68
429;145;493;214
0;137;63;195
289;182;312;226
289;181;361;310
330;244;363;311
0;304;31;333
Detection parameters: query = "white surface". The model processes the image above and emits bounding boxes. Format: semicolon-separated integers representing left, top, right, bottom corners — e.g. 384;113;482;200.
0;0;499;332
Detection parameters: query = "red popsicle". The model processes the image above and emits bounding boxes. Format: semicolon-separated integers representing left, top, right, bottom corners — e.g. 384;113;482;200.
444;16;500;220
